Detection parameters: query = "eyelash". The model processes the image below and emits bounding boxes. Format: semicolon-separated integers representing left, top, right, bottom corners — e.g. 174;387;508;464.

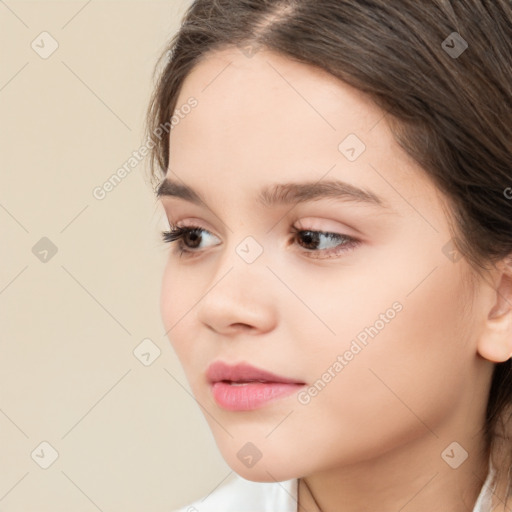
161;224;360;259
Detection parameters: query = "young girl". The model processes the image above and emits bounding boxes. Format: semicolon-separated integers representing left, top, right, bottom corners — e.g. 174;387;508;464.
145;1;512;510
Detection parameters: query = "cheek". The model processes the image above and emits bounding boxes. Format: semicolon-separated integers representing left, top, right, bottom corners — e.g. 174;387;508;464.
268;258;475;460
293;259;474;459
160;262;200;368
160;263;178;338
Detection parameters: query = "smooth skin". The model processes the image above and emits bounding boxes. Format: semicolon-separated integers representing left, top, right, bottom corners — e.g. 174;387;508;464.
159;48;512;511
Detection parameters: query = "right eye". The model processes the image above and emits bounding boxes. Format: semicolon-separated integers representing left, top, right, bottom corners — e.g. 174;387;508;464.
161;225;221;257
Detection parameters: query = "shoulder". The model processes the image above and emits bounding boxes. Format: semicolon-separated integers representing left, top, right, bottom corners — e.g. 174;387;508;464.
171;474;298;512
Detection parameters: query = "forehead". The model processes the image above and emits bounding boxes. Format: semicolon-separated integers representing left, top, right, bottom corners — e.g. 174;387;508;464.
167;47;437;210
172;47;382;148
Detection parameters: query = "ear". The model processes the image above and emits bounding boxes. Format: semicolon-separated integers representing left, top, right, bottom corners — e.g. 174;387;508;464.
477;256;512;363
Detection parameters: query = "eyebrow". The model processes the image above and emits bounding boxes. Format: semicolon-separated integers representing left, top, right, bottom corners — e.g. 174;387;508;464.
156;177;389;209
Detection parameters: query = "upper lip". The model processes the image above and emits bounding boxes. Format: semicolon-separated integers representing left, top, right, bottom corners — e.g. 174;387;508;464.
207;361;305;384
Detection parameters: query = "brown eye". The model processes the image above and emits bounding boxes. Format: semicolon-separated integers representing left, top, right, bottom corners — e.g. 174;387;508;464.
291;227;360;259
161;226;221;256
182;229;202;248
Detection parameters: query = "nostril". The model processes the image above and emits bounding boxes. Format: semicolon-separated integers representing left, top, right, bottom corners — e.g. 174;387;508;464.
230;323;254;331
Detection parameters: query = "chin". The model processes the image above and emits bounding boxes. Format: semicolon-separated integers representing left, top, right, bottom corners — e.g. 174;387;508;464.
224;454;301;483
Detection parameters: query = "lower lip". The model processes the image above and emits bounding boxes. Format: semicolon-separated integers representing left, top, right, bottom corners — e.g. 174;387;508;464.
211;381;304;411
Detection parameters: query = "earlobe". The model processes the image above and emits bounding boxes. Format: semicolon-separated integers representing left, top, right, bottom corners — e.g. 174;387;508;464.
477;331;512;363
477;262;512;363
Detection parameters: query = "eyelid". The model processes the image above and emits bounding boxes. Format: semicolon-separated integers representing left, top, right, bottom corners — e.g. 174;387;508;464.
167;212;360;233
168;217;219;235
293;216;363;240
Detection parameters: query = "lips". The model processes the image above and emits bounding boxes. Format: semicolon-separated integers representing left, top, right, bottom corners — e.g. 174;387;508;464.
206;361;305;385
207;361;306;411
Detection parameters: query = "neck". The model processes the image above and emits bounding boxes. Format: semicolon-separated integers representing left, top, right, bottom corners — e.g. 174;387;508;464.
297;428;490;512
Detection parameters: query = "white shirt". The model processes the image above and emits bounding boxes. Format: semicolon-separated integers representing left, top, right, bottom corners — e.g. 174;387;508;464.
172;463;496;512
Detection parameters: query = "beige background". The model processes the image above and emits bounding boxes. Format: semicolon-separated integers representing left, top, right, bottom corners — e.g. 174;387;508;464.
0;1;234;510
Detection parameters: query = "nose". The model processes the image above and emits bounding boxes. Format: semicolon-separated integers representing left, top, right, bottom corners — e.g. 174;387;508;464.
196;256;278;336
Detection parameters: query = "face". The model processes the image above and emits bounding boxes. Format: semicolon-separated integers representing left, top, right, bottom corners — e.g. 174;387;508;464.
159;48;492;482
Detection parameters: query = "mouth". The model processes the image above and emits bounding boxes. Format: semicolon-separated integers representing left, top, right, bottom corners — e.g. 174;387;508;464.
206;361;306;411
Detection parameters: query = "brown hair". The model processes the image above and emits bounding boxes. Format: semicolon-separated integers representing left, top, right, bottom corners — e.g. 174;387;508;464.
145;0;512;504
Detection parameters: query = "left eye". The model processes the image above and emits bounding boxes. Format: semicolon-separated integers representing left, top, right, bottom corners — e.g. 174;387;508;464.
161;225;360;259
290;227;359;257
